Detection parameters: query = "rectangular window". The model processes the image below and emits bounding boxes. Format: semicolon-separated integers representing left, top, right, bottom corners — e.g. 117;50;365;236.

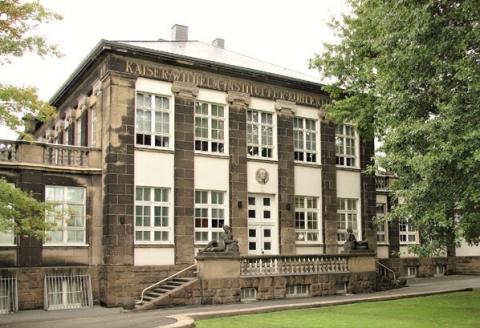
194;101;225;153
286;284;309;298
240;288;257;302
75;119;82;146
0;275;17;314
44;271;93;310
247;110;273;159
376;203;388;243
399;219;417;244
0;183;15;246
435;264;446;276
90;106;96;147
335;124;356;167
294;118;317;162
135;93;170;148
45;186;86;245
295;196;321;243
407;266;417;277
337;198;358;242
135;187;171;244
194;190;226;243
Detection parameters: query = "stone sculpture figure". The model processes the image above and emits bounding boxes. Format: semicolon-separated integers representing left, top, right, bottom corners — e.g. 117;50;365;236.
343;227;369;253
200;225;239;255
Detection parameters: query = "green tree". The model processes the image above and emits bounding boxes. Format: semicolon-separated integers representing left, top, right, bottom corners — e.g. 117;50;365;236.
0;0;62;238
311;0;480;255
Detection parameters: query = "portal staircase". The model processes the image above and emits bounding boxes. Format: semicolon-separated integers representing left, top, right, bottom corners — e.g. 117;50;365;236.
135;264;198;311
376;260;401;290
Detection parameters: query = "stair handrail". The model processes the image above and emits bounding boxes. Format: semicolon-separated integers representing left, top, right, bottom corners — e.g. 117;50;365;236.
376;260;397;282
137;263;197;304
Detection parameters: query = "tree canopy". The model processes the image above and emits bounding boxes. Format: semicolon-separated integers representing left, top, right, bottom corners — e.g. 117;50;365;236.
0;0;61;238
311;0;480;255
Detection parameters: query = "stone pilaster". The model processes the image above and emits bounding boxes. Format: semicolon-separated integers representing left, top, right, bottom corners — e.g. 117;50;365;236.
275;100;296;255
101;71;136;266
387;196;400;258
320;118;338;254
227;91;250;255
360;136;377;253
173;81;198;264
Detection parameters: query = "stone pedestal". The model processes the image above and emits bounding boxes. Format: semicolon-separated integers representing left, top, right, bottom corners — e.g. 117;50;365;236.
196;255;241;280
348;254;376;273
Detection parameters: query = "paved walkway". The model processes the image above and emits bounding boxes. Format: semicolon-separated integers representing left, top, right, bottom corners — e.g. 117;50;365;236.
1;275;479;328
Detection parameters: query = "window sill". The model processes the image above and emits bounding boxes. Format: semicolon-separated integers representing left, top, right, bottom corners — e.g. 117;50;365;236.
43;243;89;247
134;243;174;248
377;242;390;246
247;157;278;164
194;152;230;160
294;161;322;168
135;146;175;154
336;166;361;172
0;244;16;248
295;243;324;247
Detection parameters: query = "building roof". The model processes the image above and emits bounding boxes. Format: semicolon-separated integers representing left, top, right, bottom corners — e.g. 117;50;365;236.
111;40;324;85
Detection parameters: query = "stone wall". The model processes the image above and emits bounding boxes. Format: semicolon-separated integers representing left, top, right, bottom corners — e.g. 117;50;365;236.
379;257;452;278
455;256;480;274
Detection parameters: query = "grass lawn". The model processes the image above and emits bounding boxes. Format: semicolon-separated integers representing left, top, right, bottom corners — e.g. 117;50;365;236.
196;290;480;328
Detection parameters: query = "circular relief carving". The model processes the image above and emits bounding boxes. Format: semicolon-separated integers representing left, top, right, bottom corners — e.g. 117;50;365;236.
256;168;269;184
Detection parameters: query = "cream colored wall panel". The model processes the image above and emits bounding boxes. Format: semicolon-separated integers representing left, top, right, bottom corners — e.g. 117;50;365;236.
295;105;319;120
194;156;229;191
250;97;275;112
400;246;419;258
377;245;389;259
197;88;227;105
456;241;480;256
336;170;361;198
134;248;175;266
135;151;174;187
247;161;278;194
376;194;388;204
136;78;172;96
294;166;322;196
295;246;324;255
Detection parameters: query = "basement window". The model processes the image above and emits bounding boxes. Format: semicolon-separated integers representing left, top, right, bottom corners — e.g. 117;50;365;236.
240;288;257;302
0;275;17;314
435;265;446;276
335;282;347;295
407;266;417;278
286;284;310;298
44;270;93;310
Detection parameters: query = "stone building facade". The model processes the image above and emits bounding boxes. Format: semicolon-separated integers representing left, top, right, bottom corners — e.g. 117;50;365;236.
0;25;478;311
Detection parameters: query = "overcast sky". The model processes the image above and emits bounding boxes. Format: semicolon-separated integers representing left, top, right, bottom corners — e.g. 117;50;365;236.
0;0;349;139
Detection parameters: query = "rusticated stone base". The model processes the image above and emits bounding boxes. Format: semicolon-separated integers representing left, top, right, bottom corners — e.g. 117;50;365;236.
379;257;452;278
455;256;480;274
98;264;192;306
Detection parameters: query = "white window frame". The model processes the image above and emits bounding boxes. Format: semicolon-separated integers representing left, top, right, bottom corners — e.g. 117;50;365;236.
194;190;228;244
134;186;172;244
399;219;418;245
376;203;388;244
75;118;82;146
247;109;276;160
295;196;322;244
335;124;358;168
240;288;257;302
135;92;172;149
194;101;226;154
337;198;360;242
407;266;417;277
90;106;96;147
44;186;86;246
0;183;15;246
293;117;318;163
44;271;93;310
286;284;310;298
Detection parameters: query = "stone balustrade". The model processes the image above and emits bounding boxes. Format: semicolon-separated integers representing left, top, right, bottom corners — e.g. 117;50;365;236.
0;140;17;162
0;139;101;169
375;175;391;191
240;255;349;277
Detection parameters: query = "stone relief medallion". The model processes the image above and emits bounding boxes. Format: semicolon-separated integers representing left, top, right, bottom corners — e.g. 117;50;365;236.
256;168;269;184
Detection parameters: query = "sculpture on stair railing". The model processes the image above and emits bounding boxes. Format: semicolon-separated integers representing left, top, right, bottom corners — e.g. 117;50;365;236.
342;227;371;253
199;225;239;256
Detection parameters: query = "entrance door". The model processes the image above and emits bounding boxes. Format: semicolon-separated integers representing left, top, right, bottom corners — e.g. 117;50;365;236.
247;194;277;255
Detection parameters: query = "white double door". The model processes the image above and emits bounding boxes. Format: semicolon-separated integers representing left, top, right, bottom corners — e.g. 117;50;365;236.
247;194;278;255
